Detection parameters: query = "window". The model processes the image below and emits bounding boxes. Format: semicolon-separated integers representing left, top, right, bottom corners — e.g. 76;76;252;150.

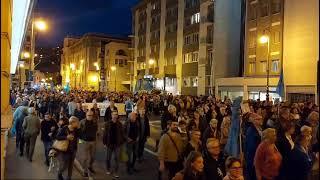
249;32;257;48
185;0;199;9
272;0;281;14
116;50;127;56
207;50;213;65
152;3;156;10
191;12;200;24
273;31;280;44
260;2;269;17
249;62;256;74
166;41;177;49
125;60;128;65
183;77;191;87
272;59;280;72
191;77;198;87
166;56;176;65
119;59;124;67
138;62;146;70
115;59;119;64
206;76;212;86
184;35;191;45
193;33;199;43
192;52;198;62
249;4;257;20
261;61;267;73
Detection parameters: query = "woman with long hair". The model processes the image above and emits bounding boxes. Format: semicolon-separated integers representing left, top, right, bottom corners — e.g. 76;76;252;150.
172;151;205;180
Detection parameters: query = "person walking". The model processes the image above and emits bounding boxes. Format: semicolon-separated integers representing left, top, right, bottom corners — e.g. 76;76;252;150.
125;97;134;119
172;151;205;180
254;128;282;180
104;100;117;122
22;107;40;161
103;110;125;178
182;129;202;160
125;112;141;174
74;102;86;121
137;108;150;162
67;98;77;117
55;116;80;180
158;120;185;180
12;102;29;156
79;110;98;177
40;113;58;166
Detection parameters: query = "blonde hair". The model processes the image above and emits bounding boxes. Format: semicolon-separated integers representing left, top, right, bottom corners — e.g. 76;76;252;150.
262;128;276;141
206;138;220;147
308;111;319;123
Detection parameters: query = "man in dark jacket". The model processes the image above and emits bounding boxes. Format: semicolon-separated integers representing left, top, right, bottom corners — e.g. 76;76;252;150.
125;112;140;174
74;102;86;121
137;108;150;162
79;110;98;177
104;101;117;122
203;138;225;180
103;110;125;178
55;116;80;180
40;113;58;166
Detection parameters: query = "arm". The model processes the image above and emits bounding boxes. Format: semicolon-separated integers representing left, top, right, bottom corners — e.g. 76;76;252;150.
55;127;68;140
22;117;27;130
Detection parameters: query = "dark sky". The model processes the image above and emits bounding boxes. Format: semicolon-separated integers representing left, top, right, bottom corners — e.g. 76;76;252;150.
36;0;139;47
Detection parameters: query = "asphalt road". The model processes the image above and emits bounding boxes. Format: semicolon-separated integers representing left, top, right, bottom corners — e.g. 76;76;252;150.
5;114;162;180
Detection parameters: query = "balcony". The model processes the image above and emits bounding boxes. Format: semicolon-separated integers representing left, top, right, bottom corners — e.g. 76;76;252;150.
164;65;176;75
149;67;159;74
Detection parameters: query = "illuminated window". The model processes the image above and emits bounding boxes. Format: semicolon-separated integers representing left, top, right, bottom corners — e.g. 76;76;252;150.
272;59;280;72
249;62;256;74
183;77;191;87
273;31;280;44
191;77;198;87
261;61;267;73
249;3;257;20
260;2;269;17
191;12;200;24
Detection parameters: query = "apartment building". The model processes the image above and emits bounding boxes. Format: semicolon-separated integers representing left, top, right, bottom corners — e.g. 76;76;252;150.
132;0;214;95
61;33;132;92
216;0;319;103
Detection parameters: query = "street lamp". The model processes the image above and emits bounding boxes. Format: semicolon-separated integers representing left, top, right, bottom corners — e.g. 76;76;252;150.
30;18;48;85
149;59;155;65
111;66;117;92
259;33;270;101
23;52;30;58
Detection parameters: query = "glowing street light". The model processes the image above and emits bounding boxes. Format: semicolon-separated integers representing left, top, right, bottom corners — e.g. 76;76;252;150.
70;63;75;70
41;78;45;82
259;35;269;44
23;52;30;58
149;59;155;65
49;77;53;80
34;20;47;31
111;66;117;71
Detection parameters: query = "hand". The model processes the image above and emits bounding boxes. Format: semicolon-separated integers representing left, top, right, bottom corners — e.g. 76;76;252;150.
159;163;165;172
51;126;56;131
48;133;53;137
128;138;133;142
67;134;74;140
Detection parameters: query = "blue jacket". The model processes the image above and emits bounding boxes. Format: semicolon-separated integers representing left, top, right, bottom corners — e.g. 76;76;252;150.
244;124;261;171
11;106;28;136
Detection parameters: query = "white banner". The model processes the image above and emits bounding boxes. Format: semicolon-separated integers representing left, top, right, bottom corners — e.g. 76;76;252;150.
82;102;126;116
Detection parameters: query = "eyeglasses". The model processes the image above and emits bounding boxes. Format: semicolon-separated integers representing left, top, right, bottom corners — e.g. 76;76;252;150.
230;166;243;170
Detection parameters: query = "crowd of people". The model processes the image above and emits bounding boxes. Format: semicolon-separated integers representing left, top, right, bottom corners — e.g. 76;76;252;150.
10;88;319;180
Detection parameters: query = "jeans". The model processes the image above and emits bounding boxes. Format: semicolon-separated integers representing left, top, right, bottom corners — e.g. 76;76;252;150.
106;147;120;173
57;151;77;180
24;133;38;160
126;141;138;171
82;141;96;175
138;138;146;159
16;130;25;154
43;141;53;163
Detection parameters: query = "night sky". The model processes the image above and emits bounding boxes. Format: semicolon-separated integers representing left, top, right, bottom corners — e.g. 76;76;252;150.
36;0;140;47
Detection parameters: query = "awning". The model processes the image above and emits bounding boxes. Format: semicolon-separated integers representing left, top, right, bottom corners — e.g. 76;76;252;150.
11;0;35;74
286;86;315;94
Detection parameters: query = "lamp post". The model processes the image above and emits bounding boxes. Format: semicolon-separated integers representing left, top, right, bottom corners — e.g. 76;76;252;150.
94;62;100;91
30;18;47;85
259;31;270;102
111;66;117;92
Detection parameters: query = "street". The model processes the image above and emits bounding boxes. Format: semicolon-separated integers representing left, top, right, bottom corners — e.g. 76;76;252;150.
5;115;162;180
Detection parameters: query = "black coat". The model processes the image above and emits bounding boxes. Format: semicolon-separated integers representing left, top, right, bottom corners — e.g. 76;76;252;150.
103;121;125;148
55;126;80;153
203;151;225;180
138;115;150;140
284;145;313;180
104;106;118;122
161;111;177;130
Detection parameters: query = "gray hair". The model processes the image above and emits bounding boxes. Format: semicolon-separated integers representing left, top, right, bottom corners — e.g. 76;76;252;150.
28;107;36;114
69;116;79;124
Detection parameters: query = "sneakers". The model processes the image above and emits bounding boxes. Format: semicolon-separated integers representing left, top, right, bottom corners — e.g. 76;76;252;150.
106;171;111;175
113;174;120;178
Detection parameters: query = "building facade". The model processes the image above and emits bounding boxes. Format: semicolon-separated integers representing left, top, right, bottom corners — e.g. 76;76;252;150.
215;0;318;103
61;33;131;92
132;0;214;95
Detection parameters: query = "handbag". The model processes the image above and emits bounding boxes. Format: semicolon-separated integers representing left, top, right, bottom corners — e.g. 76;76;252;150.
52;128;69;152
52;139;69;152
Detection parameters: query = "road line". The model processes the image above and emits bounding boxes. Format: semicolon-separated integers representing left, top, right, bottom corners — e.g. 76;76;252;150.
144;148;157;156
